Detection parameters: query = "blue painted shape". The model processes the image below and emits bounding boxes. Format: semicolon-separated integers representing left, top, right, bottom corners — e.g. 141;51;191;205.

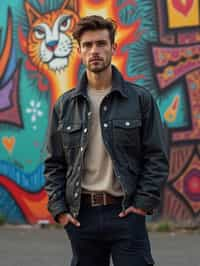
0;186;26;224
0;161;45;192
1;42;17;86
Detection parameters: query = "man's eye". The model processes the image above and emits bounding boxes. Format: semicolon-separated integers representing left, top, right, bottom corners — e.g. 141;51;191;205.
83;43;92;48
98;42;106;46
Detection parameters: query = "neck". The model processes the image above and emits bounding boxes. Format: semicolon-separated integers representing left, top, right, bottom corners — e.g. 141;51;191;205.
86;65;112;90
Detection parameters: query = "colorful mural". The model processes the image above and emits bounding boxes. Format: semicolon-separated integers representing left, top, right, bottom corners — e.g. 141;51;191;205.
152;0;200;223
0;0;199;224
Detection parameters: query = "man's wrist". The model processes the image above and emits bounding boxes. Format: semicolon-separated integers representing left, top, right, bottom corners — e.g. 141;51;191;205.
133;207;147;215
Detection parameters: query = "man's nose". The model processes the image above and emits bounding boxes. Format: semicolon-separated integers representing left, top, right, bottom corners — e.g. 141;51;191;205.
90;44;99;54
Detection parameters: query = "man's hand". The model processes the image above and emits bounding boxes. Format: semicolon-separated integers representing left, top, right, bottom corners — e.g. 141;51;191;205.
57;213;80;227
118;206;147;217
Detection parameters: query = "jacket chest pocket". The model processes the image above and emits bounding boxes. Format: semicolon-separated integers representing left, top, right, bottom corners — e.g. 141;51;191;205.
59;122;83;148
112;119;142;146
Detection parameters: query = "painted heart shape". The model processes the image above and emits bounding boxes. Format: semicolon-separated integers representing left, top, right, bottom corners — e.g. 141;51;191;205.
2;136;16;153
172;0;194;16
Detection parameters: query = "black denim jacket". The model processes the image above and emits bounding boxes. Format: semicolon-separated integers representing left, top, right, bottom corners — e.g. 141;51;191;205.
44;65;169;219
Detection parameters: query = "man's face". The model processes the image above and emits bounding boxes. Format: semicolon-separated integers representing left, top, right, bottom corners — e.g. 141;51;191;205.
78;29;116;73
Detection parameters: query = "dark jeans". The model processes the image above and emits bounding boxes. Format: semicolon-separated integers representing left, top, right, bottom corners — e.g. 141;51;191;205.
64;202;155;266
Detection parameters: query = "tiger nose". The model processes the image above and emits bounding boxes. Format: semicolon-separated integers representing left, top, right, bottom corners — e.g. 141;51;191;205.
46;40;58;51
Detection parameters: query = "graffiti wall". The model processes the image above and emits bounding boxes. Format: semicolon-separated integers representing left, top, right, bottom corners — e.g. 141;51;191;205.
0;0;199;224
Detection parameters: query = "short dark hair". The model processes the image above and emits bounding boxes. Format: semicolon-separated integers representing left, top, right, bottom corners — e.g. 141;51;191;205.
72;15;117;44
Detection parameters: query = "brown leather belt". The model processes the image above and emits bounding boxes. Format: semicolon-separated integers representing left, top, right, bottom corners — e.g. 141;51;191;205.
81;192;123;207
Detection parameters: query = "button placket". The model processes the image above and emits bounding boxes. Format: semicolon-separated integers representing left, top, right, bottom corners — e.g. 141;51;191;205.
103;106;108;111
74;192;79;199
125;121;130;127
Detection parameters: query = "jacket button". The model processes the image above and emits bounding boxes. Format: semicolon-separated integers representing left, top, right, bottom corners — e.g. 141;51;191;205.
125;121;130;126
84;128;88;133
104;123;108;128
103;106;107;111
67;126;71;130
74;192;79;198
88;112;92;117
80;147;84;152
75;181;79;187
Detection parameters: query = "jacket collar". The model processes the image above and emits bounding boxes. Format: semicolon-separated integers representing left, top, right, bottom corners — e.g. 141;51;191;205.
71;65;128;99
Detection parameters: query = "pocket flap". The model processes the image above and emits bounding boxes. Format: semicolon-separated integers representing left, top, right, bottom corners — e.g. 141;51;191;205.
113;119;142;129
67;123;82;133
59;122;82;133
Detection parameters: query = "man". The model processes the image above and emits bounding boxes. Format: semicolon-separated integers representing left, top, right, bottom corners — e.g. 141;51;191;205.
44;15;168;266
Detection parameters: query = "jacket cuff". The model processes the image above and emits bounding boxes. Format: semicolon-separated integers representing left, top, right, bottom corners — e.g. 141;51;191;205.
133;193;160;214
47;200;69;222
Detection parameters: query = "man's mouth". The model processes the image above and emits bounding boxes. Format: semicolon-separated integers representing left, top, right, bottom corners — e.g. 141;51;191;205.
89;58;102;63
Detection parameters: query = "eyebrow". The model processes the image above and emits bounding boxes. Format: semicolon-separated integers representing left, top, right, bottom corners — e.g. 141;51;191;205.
81;40;108;45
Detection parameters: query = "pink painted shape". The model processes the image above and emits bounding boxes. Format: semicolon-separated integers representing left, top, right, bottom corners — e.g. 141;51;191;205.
172;0;194;16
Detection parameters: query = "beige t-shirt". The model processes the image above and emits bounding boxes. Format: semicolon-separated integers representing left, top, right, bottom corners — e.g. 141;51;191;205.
81;87;123;196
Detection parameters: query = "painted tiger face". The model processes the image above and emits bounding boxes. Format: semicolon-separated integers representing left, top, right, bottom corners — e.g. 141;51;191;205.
25;0;79;71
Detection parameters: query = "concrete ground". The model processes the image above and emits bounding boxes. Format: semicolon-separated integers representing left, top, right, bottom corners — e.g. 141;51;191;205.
0;226;199;266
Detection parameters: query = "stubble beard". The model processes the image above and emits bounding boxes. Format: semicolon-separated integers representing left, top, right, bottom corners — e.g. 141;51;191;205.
87;58;112;74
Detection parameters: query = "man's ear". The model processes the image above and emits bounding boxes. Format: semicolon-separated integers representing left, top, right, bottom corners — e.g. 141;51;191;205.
77;46;81;55
112;43;117;55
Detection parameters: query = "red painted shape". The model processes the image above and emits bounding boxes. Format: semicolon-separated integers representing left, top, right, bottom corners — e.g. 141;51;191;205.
18;25;27;54
0;175;54;224
38;0;45;4
188;176;200;194
25;58;48;91
172;0;194;16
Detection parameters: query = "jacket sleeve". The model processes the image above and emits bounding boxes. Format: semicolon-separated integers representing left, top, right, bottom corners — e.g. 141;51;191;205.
132;92;169;213
44;101;69;221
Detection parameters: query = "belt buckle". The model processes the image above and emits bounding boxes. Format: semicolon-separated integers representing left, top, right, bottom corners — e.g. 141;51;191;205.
91;192;106;207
